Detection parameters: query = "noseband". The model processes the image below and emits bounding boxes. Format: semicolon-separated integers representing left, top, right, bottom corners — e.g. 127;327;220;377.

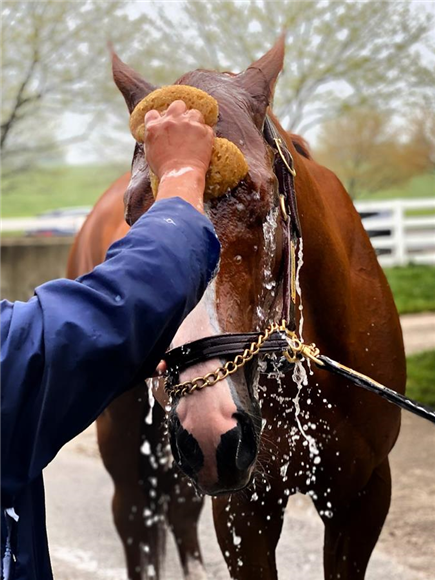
164;117;304;397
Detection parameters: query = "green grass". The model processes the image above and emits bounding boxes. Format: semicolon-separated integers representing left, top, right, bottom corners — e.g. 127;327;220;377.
384;265;435;315
2;165;433;217
2;164;128;218
356;173;435;201
406;350;435;407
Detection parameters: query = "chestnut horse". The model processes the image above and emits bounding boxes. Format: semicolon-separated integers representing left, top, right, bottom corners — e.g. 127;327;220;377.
67;38;406;580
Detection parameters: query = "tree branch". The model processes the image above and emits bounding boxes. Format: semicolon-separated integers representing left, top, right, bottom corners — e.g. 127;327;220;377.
1;48;39;149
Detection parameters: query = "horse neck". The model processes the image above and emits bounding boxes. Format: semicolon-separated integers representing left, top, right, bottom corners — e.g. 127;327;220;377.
276;126;361;358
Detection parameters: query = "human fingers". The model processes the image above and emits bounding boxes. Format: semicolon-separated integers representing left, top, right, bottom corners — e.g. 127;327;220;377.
144;109;160;126
164;99;187;117
153;360;167;376
185;108;205;124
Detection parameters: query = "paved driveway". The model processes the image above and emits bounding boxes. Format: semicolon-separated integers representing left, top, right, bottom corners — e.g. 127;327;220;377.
44;314;435;579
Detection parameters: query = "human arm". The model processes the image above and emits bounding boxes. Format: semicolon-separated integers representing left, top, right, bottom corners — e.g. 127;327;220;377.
1;199;219;505
1;103;218;506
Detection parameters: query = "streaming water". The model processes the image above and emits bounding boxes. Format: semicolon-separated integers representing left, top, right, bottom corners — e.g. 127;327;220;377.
262;207;279;305
292;361;319;457
144;378;156;425
295;237;305;339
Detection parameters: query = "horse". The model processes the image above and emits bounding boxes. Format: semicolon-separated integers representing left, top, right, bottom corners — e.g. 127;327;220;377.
67;37;406;580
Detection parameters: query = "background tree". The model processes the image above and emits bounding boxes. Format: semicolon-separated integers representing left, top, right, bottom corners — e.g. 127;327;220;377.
1;0;152;174
2;0;434;182
150;0;435;132
314;108;434;199
404;106;435;173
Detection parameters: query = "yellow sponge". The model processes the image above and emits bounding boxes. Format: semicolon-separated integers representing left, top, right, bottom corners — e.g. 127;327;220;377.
130;85;219;143
129;85;248;199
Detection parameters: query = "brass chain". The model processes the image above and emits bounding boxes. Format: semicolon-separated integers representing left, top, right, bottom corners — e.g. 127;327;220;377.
165;320;323;398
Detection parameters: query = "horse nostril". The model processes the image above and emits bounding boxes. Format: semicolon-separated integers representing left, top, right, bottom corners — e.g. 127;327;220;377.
169;417;204;479
217;413;257;474
234;412;258;470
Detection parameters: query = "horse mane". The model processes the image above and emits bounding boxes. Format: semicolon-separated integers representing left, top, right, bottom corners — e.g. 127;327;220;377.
266;110;312;160
289;133;311;160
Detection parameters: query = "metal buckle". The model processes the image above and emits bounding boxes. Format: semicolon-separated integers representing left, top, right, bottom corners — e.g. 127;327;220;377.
279;194;288;222
274;137;297;177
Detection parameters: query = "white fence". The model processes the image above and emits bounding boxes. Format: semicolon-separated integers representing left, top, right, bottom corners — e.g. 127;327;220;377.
354;198;435;267
1;216;86;234
2;199;434;268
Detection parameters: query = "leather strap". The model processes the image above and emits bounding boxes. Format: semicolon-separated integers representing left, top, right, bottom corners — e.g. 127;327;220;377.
164;331;290;373
263;117;301;238
264;116;301;328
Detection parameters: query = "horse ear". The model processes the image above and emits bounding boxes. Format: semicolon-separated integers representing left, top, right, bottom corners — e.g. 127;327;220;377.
110;46;157;113
234;34;285;126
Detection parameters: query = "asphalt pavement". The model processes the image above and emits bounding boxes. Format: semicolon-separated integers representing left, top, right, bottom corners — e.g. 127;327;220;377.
44;313;435;579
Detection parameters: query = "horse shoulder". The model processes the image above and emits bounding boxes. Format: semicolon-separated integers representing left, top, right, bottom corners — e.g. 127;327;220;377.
67;173;130;279
297;154;405;393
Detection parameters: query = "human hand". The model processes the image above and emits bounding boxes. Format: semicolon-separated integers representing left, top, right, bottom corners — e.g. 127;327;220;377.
144;100;214;181
151;361;169;409
143;100;214;213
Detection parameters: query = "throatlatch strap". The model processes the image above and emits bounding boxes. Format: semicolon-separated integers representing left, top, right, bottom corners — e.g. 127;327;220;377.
264;116;301;329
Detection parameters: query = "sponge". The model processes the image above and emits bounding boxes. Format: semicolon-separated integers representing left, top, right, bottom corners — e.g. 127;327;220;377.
129;85;248;200
130;85;219;142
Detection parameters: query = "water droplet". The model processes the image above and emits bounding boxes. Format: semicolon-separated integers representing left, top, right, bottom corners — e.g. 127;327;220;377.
140;440;151;455
232;529;242;546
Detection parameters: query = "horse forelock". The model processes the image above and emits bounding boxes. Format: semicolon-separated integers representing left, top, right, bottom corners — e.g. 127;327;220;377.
175;69;274;191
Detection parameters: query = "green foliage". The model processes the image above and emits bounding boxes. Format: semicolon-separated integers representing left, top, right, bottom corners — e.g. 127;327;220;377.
1;164;127;218
357;174;435;201
1;0;149;174
406;351;435;407
384;265;435;315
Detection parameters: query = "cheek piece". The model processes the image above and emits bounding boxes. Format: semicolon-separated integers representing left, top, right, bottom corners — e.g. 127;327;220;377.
129;85;249;200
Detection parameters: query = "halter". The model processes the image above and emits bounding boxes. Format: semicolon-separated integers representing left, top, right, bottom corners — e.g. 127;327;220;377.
159;116;435;426
164;116;305;396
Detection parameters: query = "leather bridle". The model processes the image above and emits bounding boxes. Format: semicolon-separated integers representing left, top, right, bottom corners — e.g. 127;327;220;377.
164;116;304;396
160;117;435;426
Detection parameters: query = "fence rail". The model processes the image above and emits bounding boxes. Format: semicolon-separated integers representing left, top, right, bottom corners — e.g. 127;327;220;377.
354;198;435;267
2;199;434;268
1;216;86;233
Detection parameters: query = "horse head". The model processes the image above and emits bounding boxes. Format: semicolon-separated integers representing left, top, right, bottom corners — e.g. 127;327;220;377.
113;37;288;495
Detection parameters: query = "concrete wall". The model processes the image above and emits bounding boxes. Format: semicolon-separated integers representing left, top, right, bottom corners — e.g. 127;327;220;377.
1;237;74;302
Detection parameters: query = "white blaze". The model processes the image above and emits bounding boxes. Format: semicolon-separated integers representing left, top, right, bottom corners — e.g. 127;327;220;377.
172;282;238;486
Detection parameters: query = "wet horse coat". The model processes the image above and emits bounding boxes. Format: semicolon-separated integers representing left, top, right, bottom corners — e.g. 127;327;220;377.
67;38;406;580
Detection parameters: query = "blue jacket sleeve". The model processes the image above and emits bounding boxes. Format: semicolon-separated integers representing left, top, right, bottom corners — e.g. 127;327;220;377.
1;198;220;506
